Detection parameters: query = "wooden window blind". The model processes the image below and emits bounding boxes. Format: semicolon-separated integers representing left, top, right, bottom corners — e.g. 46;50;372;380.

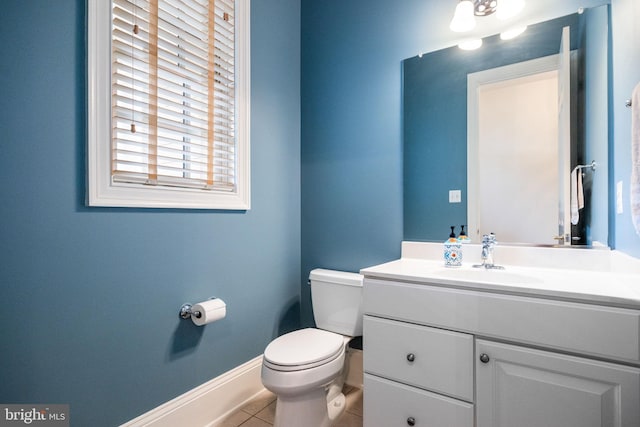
111;0;236;191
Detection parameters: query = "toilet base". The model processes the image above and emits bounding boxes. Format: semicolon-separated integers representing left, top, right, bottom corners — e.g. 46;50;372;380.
274;388;330;427
327;391;346;421
273;386;346;427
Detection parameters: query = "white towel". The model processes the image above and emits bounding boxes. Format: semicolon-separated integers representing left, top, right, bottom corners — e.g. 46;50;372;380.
632;82;640;237
570;166;584;225
578;170;584;211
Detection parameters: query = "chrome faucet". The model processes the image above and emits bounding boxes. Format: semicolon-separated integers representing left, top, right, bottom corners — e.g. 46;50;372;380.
482;234;496;264
473;233;504;269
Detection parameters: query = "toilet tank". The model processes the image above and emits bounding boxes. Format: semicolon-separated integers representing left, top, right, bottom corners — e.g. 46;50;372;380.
309;268;363;337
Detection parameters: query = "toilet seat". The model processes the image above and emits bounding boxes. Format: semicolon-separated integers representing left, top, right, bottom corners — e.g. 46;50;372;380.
263;328;344;372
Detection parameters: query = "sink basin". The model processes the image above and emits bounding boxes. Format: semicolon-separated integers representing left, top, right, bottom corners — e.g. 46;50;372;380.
434;268;543;285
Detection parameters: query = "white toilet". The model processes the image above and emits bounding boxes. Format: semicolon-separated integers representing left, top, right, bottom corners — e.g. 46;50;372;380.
261;268;363;427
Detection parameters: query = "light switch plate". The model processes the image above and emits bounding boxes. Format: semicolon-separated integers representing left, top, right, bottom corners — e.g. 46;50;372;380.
449;190;462;203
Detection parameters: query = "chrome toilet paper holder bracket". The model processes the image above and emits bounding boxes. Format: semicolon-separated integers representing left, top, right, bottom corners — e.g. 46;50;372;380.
179;303;201;320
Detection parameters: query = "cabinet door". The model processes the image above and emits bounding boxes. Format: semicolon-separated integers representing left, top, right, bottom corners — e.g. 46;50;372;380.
476;340;640;427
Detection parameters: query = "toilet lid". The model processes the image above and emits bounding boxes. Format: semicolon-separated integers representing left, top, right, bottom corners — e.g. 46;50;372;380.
263;328;344;368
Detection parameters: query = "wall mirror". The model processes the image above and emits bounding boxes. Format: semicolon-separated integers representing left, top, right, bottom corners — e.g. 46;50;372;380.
403;6;609;247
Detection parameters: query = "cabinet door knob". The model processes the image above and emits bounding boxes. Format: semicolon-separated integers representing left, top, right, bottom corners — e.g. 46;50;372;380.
407;416;416;426
479;353;490;363
406;353;416;362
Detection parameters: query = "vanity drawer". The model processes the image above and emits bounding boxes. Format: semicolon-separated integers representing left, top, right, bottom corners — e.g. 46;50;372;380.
364;373;474;427
364;278;640;364
364;315;474;401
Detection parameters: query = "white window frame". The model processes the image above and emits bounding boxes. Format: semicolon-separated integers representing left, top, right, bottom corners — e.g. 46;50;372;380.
87;0;250;209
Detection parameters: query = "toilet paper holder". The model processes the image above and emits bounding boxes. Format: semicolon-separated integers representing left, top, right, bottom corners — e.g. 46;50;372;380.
180;297;217;320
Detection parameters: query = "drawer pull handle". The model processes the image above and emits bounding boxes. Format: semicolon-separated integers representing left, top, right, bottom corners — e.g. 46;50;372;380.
479;353;490;364
406;353;416;362
407;416;416;426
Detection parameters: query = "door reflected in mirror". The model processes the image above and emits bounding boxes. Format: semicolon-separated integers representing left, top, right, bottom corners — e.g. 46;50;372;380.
469;60;562;245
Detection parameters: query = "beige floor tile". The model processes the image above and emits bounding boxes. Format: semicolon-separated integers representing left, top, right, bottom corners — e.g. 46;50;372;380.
333;411;363;427
239;416;273;427
240;389;277;415
216;410;253;427
254;401;276;424
345;387;363;417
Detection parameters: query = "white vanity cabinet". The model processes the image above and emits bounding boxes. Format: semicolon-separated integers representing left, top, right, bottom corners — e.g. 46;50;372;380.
362;277;640;427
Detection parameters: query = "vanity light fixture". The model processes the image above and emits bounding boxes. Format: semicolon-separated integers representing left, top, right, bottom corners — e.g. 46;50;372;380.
473;0;498;16
458;38;483;50
450;0;525;33
500;25;527;40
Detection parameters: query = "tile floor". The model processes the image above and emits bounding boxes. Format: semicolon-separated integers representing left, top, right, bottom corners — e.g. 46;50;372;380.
216;385;363;427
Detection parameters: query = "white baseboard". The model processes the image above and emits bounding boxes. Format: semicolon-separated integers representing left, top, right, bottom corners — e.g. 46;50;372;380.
120;356;265;427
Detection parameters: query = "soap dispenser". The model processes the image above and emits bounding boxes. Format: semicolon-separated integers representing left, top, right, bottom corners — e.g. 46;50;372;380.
444;226;463;267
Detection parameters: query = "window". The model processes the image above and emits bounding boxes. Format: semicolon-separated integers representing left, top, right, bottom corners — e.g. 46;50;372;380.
87;0;250;209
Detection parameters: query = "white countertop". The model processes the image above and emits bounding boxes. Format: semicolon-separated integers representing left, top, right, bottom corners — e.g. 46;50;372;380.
360;243;640;309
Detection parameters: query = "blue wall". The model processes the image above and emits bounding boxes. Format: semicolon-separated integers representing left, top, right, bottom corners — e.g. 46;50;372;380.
582;5;610;246
300;0;418;326
0;0;300;425
611;0;640;257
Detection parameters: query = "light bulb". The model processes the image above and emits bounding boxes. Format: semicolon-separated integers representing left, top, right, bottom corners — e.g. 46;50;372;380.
458;39;483;50
500;26;527;40
450;1;476;33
